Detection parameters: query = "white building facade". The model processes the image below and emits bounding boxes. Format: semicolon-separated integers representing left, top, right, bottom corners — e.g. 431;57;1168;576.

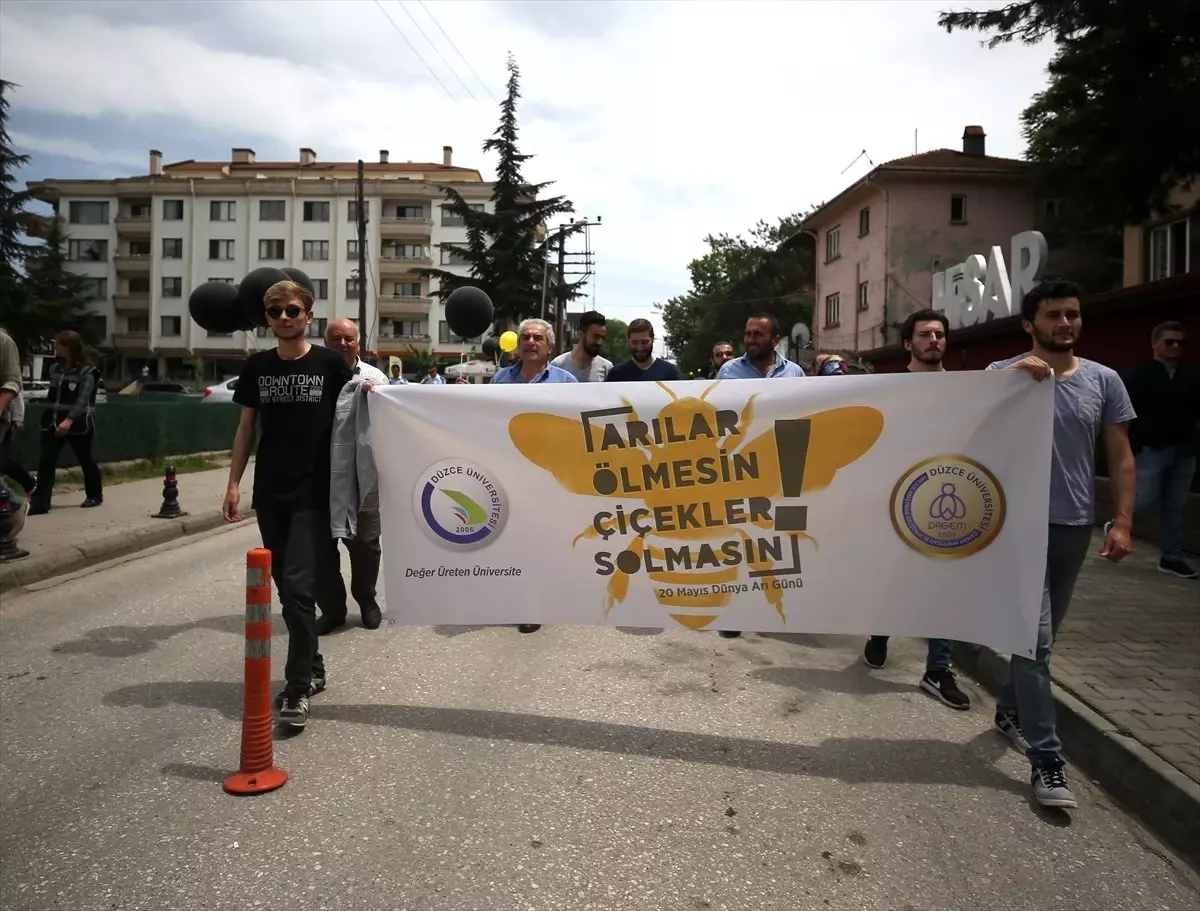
28;146;493;381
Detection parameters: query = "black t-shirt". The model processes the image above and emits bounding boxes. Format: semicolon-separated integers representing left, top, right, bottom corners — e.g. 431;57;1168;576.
605;358;682;382
1122;360;1200;453
233;345;354;509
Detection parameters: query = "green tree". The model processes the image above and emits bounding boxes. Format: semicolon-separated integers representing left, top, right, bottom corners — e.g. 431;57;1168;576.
16;214;97;351
938;1;1200;229
419;55;583;333
0;79;37;352
657;211;815;377
598;317;627;363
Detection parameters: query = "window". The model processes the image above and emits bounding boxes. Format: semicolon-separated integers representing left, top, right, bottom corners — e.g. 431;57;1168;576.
207;330;233;339
209;277;235;284
346;239;360;260
391;319;423;337
348;200;369;222
1042;198;1067;221
128;202;151;219
385;243;427;260
259;200;286;221
256;326;271;339
303;201;330;222
128;240;151;256
858;207;870;237
396;205;424;220
80;278;107;301
857;281;869;311
313;279;329;300
162;238;183;259
824;292;841;328
1149;218;1191;281
825;227;840;262
950;195;967;224
162;277;183;297
209;239;234;260
441;203;484;227
258;239;285;260
305;317;329;339
129;277;151;294
127;316;150;333
161;316;182;336
68;201;109;225
210;201;236;222
439;320;482;344
302;240;329;261
67;239;108;262
346;277;361;297
440;244;469;266
162;200;184;221
393;282;421;297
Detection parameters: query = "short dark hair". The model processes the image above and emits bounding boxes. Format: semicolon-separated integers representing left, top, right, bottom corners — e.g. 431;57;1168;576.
1020;279;1082;322
746;311;780;338
628;318;654;337
901;309;949;343
1152;320;1185;343
578;310;606;332
712;340;733;352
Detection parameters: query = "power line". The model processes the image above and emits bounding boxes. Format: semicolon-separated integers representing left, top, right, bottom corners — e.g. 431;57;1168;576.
394;0;479;102
371;0;458;103
416;0;498;102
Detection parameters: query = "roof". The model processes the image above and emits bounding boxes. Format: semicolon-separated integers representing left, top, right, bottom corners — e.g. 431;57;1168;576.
162;159;478;175
800;148;1029;231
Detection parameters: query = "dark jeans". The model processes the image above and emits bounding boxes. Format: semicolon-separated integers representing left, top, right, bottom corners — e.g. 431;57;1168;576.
31;427;102;508
256;502;341;698
0;424;37;494
322;492;382;618
869;636;954;671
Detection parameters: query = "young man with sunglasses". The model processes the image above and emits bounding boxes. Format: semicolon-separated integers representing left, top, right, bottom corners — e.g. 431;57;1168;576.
223;280;354;729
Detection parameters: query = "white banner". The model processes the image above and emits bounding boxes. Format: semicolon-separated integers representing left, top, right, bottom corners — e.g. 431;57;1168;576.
370;372;1054;657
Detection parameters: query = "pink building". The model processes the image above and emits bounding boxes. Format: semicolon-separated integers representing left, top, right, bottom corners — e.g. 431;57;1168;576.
802;127;1035;352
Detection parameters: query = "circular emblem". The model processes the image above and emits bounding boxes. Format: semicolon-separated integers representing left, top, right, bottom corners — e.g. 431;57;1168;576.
414;459;508;551
889;455;1006;559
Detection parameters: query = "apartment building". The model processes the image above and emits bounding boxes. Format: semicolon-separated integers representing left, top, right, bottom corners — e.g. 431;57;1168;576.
27;146;493;381
802;126;1038;352
1122;178;1200;288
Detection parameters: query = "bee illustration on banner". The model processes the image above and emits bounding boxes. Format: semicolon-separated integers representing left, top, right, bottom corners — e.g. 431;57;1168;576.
508;382;884;631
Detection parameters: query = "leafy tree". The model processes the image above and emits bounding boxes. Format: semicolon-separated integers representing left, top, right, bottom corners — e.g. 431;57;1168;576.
0;79;37;352
938;0;1200;229
17;214;97;350
657;212;815;377
402;342;437;378
419;55;583;332
598;317;627;363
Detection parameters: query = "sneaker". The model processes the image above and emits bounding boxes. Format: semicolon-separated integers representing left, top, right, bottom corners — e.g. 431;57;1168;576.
995;712;1031;752
1031;761;1078;809
317;612;347;636
279;694;309;729
361;605;383;630
863;636;888;669
1159;558;1198;579
517;624;541;634
920;668;971;710
718;630;742;639
80;498;102;508
274;676;326;709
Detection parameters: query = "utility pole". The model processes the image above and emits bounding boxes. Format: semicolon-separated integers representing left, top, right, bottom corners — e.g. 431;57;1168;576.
356;159;368;351
548;217;602;356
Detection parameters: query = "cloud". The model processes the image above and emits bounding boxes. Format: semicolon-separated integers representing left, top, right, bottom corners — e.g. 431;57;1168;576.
0;0;1055;335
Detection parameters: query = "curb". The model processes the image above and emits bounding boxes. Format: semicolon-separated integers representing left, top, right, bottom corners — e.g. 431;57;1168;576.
953;641;1200;868
0;511;256;595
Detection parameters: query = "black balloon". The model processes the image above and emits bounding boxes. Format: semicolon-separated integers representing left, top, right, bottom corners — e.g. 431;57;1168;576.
444;286;494;341
189;281;246;334
481;337;501;360
236;266;290;328
280;267;315;298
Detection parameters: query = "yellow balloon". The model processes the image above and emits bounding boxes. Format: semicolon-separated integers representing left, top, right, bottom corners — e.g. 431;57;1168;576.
499;330;518;353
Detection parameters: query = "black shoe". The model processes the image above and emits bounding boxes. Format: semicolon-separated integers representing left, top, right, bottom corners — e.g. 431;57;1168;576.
1031;760;1077;809
920;667;971;710
278;694;309;729
275;676;326;710
517;624;541;633
718;630;742;639
80;498;102;508
1159;558;1198;579
317;612;347;636
361;605;383;630
26;504;49;516
863;636;888;669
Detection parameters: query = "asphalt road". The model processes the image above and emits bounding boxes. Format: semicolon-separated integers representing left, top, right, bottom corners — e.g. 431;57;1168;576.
1;523;1197;911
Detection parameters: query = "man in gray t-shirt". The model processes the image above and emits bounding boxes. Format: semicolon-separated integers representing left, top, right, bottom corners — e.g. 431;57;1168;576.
985;279;1136;812
551;310;612;382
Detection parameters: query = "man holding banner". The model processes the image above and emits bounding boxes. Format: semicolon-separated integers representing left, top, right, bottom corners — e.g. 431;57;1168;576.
988;279;1136;810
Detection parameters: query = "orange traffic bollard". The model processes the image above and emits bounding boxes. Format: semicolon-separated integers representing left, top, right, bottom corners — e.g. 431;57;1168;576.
223;548;288;795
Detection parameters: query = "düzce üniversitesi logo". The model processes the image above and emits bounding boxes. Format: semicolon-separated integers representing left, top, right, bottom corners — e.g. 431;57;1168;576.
890;455;1006;558
414;459;509;551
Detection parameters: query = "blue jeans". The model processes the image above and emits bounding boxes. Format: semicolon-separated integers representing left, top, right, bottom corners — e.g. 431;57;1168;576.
995;523;1093;767
1134;444;1196;562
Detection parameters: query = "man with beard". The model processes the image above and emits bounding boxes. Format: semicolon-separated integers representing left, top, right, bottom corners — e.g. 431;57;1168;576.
987;279;1136;809
707;341;735;379
606;318;681;383
223;280;354;730
862;309;970;711
714;312;805;639
552;310;612;382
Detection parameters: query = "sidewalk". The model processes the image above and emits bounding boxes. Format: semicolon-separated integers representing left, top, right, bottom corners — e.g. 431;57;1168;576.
954;529;1200;866
0;461;254;595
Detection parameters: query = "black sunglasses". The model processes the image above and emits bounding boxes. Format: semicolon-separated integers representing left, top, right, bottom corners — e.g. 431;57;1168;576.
1162;338;1185;347
266;305;305;320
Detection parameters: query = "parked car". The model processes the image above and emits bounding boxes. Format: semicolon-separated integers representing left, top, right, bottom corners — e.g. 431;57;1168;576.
202;377;238;403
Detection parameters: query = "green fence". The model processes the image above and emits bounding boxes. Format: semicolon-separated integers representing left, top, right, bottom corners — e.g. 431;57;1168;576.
8;401;240;468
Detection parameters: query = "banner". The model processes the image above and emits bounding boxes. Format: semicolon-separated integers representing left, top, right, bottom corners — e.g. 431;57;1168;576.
370;372;1054;657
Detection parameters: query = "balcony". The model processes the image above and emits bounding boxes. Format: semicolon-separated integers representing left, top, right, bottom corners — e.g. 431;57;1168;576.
113;293;151;313
378;332;432;349
379;295;432;318
113;331;150;350
115;213;152;235
378;253;432;276
379;215;433;239
113;253;151;273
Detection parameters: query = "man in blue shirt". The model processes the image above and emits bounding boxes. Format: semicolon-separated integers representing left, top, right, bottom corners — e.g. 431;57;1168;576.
420;364;445;385
606;318;682;382
987;279;1136;811
713;312;805;639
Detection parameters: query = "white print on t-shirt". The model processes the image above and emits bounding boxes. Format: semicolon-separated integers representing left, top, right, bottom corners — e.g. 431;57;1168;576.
258;373;325;404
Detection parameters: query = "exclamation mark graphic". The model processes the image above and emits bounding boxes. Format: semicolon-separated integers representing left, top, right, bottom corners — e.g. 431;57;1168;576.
773;419;811;532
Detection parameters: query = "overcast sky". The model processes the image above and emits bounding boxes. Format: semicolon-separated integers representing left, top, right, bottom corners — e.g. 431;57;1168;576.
1;0;1055;333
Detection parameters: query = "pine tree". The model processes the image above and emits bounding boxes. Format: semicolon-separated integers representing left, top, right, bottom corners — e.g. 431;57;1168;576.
420;55;583;332
0;80;37;352
19;214;96;348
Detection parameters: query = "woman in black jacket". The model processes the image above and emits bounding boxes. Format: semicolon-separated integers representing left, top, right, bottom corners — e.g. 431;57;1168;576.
27;330;103;515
